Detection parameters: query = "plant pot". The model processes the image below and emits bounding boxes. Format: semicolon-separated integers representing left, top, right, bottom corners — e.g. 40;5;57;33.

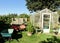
8;29;14;34
27;32;32;36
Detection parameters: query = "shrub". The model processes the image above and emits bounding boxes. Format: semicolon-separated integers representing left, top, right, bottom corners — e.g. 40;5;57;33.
26;22;34;33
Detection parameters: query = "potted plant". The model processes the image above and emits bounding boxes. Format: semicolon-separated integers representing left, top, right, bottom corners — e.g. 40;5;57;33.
26;22;34;36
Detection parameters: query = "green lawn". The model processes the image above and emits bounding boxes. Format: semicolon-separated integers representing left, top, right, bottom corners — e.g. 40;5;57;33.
5;31;53;43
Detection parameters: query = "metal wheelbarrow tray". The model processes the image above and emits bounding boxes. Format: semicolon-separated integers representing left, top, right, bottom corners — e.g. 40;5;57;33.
1;33;12;37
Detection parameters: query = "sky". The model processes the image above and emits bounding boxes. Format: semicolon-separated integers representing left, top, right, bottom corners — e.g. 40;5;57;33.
0;0;30;15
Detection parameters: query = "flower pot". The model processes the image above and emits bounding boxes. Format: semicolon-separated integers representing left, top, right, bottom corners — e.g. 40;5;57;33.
8;29;14;34
27;32;32;36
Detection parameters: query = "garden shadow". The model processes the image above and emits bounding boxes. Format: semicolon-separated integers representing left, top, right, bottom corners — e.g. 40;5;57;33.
12;30;22;42
0;34;5;43
39;36;60;43
0;21;10;32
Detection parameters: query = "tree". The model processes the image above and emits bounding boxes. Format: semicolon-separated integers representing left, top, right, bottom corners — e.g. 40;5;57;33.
0;14;18;24
26;0;60;12
0;15;12;32
19;13;29;18
7;13;18;18
0;15;11;24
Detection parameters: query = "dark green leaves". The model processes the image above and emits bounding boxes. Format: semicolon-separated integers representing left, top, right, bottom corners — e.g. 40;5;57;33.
26;0;60;12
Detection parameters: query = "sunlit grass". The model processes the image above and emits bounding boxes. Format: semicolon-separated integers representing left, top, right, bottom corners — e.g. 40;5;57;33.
5;31;53;43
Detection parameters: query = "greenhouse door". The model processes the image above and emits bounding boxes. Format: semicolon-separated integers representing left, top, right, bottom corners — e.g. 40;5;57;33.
42;13;51;33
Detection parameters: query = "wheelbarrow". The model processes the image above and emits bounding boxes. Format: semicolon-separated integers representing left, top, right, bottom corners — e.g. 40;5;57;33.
0;29;14;40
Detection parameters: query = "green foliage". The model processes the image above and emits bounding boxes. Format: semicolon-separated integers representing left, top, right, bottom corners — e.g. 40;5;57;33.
4;16;12;24
0;13;30;24
26;0;60;12
19;13;30;18
0;16;11;24
0;13;18;24
7;13;18;18
5;32;52;43
40;36;60;43
26;22;34;32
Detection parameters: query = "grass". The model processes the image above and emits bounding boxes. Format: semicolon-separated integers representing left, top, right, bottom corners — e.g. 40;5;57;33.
5;31;53;43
